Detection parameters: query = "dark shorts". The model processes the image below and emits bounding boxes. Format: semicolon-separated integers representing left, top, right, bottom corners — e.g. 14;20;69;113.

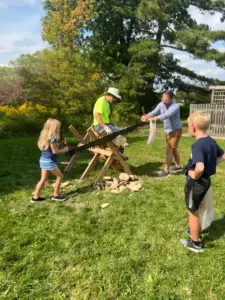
184;176;211;212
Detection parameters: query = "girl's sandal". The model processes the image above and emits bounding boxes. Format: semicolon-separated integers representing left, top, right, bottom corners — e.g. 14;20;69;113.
31;197;46;203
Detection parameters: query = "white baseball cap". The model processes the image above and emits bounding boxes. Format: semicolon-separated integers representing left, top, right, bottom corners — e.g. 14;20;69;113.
106;87;121;99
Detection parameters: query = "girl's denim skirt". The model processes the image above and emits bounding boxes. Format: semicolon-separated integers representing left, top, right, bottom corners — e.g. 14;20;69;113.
40;157;57;170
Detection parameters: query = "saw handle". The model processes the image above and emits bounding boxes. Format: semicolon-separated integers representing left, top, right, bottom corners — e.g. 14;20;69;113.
141;106;149;122
66;145;79;156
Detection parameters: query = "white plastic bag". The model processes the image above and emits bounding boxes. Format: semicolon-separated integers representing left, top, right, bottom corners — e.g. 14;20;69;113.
147;120;156;145
200;186;214;231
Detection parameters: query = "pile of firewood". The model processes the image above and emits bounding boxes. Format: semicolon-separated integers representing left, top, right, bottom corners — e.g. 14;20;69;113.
95;173;142;193
51;173;142;193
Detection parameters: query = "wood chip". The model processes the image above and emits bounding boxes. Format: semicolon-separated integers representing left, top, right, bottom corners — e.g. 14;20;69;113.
101;203;109;209
134;183;142;189
127;181;142;191
60;161;69;165
117;180;128;188
110;183;118;189
110;178;119;189
119;185;127;192
103;176;113;181
61;181;72;188
129;175;138;181
129;181;142;188
113;178;119;184
119;173;130;181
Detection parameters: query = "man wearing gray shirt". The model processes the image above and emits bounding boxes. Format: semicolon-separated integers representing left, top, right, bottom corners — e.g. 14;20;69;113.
141;91;182;177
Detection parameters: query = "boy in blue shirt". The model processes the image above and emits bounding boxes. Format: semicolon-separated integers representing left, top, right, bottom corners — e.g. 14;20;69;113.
180;111;225;252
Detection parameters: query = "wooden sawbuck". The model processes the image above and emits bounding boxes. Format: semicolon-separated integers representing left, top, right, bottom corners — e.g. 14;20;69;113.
64;125;132;184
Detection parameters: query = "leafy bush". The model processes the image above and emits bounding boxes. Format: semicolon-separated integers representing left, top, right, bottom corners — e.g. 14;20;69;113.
111;102;139;127
179;104;190;119
0;111;5;119
0;102;94;137
0;114;47;136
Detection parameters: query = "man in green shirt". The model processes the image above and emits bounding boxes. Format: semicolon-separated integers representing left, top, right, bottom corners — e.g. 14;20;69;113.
93;87;128;159
93;87;121;134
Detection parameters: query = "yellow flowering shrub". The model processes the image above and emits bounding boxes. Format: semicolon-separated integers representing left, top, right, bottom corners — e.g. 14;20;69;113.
0;102;57;116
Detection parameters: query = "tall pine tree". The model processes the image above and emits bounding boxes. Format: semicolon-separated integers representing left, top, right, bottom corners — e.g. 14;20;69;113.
42;0;225;109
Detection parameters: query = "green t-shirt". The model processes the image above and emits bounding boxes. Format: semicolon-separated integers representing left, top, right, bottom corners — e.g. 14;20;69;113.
93;96;110;125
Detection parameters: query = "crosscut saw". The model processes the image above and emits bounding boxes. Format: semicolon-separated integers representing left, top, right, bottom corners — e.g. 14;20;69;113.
68;122;148;155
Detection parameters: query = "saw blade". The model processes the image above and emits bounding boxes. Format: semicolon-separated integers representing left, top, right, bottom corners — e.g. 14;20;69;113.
68;122;148;154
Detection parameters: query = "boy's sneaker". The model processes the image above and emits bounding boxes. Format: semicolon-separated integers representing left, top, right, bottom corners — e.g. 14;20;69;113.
51;194;68;201
157;170;170;178
31;197;46;203
180;238;204;253
170;166;183;171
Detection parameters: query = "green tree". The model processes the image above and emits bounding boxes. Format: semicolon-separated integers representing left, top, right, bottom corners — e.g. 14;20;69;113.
42;0;225;110
175;89;211;104
11;47;104;125
42;0;93;49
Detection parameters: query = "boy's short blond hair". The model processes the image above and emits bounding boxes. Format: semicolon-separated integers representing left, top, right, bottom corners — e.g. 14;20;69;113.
187;111;210;131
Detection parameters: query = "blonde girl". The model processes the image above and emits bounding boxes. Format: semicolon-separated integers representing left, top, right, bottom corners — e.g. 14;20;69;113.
32;119;69;202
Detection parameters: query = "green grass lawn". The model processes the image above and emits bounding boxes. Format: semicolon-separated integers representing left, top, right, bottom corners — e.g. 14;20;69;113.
1;126;225;299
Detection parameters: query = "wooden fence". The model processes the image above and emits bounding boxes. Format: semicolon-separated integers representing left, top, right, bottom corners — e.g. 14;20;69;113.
190;104;225;137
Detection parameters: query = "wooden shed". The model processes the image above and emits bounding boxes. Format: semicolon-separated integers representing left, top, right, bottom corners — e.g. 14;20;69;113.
210;86;225;104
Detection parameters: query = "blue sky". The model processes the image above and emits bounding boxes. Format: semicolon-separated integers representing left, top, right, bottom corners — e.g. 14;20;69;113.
0;0;47;64
0;1;225;80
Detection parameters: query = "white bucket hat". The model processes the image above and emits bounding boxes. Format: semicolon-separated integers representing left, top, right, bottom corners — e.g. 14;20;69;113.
106;87;121;99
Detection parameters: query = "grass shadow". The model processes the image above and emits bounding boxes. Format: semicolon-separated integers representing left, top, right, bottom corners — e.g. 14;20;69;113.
131;161;163;177
0;154;91;195
203;216;225;244
65;184;96;198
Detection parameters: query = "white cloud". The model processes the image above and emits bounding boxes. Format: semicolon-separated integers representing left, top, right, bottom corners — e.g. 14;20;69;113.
0;32;47;62
162;6;225;81
216;46;225;53
0;1;47;64
164;48;225;81
188;5;225;31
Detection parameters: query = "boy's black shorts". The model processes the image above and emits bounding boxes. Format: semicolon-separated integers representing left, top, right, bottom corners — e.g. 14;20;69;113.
184;176;211;212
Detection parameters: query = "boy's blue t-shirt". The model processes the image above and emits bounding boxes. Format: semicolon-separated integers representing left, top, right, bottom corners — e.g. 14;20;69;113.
41;137;57;162
186;136;224;177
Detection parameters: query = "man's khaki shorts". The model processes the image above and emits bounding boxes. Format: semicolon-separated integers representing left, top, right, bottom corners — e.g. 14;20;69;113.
166;129;182;149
